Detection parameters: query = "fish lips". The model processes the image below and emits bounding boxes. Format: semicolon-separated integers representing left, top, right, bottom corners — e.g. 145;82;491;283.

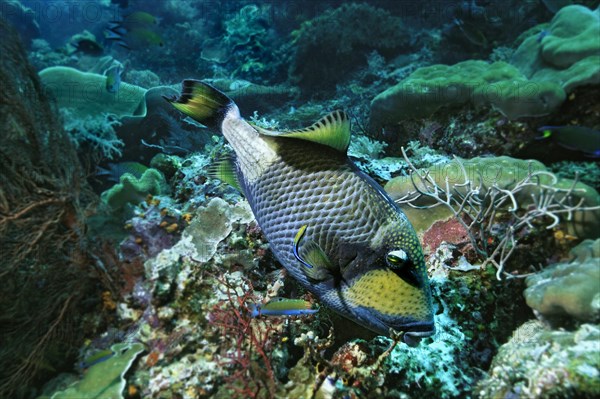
352;305;435;345
400;322;436;347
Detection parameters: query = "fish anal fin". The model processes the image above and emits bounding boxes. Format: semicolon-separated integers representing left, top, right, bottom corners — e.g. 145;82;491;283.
255;110;350;153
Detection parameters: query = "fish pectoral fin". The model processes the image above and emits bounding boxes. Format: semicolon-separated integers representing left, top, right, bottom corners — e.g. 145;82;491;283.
293;225;337;281
300;241;337;281
208;156;242;192
254;110;351;153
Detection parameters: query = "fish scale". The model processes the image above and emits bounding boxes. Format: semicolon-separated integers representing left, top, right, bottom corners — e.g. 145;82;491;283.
243;139;384;280
168;80;435;342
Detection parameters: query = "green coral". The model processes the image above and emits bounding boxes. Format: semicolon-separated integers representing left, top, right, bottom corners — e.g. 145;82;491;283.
370;60;565;130
511;5;600;92
385;156;600;238
478;320;600;398
49;343;144;399
370;5;599;129
39;66;148;119
101;168;166;211
524;239;600;324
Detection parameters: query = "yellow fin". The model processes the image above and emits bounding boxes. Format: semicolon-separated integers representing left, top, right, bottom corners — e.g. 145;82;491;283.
208;157;242;192
165;80;234;128
254;110;350;153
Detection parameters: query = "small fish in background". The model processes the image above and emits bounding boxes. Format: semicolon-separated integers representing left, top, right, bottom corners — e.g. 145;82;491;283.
454;18;488;47
537;125;600;158
71;38;104;56
105;11;163;50
97;162;148;182
537;29;550;43
249;297;318;318
114;11;160;29
104;64;122;93
79;348;115;370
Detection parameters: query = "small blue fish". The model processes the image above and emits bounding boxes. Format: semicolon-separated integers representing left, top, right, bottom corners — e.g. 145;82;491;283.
249;297;318;318
538;125;600;158
105;65;122;94
79;349;115;369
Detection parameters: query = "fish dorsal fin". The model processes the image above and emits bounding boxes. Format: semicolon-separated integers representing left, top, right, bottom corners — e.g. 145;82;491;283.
208;156;242;192
254;110;351;153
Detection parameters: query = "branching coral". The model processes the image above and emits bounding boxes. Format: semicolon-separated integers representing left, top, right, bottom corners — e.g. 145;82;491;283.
208;273;282;398
397;149;600;279
62;110;124;160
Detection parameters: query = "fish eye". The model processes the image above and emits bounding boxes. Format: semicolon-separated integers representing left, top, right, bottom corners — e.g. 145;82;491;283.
386;249;408;267
386;249;421;288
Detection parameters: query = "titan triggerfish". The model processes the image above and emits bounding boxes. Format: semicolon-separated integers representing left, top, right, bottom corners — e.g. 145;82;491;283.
167;81;435;344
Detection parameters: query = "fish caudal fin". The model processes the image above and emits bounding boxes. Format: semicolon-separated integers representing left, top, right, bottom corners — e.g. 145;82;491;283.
165;80;235;129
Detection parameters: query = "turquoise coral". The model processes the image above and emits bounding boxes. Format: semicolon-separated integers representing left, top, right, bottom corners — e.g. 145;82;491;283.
101;168;167;211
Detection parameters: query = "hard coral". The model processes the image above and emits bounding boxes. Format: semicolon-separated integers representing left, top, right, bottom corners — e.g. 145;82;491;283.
478;320;600;398
524;239;600;325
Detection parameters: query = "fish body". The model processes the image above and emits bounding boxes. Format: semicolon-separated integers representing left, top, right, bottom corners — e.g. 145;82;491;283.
105;65;122;93
167;82;435;343
79;349;114;369
249;297;317;317
105;11;163;50
454;18;487;47
538;125;600;157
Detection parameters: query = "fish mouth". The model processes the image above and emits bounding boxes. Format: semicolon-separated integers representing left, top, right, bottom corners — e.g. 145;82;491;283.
398;321;435;346
380;320;435;347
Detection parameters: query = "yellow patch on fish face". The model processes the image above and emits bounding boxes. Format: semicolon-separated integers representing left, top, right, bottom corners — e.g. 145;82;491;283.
344;269;431;320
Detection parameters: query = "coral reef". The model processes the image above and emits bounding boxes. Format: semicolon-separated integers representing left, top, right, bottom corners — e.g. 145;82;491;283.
7;1;599;398
290;3;411;92
101;169;167;212
477;320;600;398
0;18;100;398
45;342;144;399
388;154;600;277
370;60;565;131
511;5;600;91
524;239;600;325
